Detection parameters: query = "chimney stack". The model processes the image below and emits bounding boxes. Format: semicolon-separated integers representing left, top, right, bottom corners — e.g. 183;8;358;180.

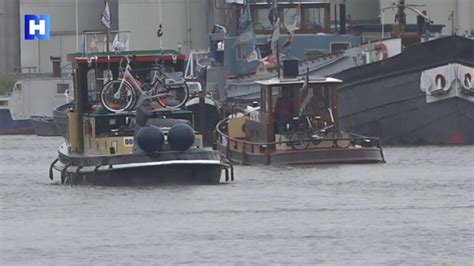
50;56;61;77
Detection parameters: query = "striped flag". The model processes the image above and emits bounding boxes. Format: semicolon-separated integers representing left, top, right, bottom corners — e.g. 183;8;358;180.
101;1;111;29
80;34;86;53
233;3;255;48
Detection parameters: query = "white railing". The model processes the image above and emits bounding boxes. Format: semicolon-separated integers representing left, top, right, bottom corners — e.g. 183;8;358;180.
184;50;211;80
80;30;131;54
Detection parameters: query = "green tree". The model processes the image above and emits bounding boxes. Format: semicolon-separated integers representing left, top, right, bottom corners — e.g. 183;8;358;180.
0;74;17;95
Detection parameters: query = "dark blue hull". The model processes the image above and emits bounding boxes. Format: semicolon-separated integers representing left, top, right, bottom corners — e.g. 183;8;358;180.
0;109;34;135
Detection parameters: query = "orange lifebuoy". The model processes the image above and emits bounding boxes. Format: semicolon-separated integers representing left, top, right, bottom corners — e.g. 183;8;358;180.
376;43;388;60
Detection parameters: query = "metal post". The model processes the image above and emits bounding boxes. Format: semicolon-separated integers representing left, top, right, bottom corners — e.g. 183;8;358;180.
199;88;207;146
273;0;281;79
381;11;384;39
75;0;79;51
103;0;110;52
397;0;406;36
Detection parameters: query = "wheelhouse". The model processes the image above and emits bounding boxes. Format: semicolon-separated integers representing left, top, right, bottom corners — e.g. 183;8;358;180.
247;76;341;143
65;50;194;154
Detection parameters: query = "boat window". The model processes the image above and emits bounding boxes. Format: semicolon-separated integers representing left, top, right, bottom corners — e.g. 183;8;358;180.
217;41;225;52
302;7;325;32
0;100;7;106
330;42;351;53
304;49;327;59
87;69;97;102
57;83;70;94
282;7;300;31
319;86;331;110
253;8;273;31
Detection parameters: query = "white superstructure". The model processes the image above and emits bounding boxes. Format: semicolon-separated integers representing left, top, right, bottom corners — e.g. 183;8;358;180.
8;76;73;119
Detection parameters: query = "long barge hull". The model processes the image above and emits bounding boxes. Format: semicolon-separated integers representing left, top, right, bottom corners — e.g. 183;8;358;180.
336;36;474;145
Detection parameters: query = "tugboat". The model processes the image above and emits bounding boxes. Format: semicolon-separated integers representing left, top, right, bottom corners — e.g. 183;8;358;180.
216;64;385;165
49;50;233;185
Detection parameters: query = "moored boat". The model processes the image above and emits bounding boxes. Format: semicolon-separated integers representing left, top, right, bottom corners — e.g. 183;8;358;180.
336;35;474;145
216;72;385;165
49;51;233;185
0;75;73;136
31;116;60;136
0;102;34;135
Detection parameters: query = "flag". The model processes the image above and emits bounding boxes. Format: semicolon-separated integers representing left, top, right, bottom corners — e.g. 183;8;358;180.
238;4;251;35
111;34;119;51
283;4;300;50
268;5;280;54
80;34;86;53
271;17;280;54
123;35;129;51
101;1;111;29
261;54;276;66
233;3;254;48
285;4;301;33
89;35;98;52
299;72;311;115
233;2;257;64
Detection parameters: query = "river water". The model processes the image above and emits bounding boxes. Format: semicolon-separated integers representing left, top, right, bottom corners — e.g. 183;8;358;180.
0;135;473;265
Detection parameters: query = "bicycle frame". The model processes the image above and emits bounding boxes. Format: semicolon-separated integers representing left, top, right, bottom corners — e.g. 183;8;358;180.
121;64;142;92
114;60;165;99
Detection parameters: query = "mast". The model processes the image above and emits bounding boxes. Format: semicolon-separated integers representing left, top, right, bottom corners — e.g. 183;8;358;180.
396;0;406;36
273;0;281;79
103;0;110;52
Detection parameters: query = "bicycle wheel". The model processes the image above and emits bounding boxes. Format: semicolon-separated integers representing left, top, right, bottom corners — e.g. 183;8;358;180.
100;79;136;113
289;131;310;150
333;131;351;148
309;130;323;146
154;81;189;109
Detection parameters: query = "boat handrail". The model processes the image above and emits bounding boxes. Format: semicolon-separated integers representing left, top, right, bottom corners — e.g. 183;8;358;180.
216;117;383;150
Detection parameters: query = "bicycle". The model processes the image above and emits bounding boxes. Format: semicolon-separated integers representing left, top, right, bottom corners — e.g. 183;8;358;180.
287;108;342;150
100;55;189;113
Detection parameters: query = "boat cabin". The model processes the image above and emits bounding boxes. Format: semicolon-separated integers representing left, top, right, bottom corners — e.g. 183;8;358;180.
246;76;341;144
216;75;385;165
65;50;201;155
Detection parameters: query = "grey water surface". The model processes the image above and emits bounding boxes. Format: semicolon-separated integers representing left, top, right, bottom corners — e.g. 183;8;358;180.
1;135;473;265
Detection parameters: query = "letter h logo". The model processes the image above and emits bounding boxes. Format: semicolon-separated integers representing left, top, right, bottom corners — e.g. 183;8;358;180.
25;15;50;40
